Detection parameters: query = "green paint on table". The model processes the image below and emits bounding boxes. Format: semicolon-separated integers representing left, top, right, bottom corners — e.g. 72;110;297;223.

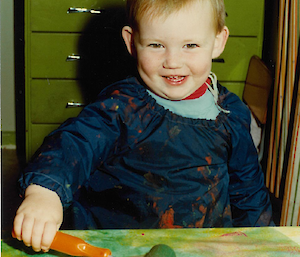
2;227;300;257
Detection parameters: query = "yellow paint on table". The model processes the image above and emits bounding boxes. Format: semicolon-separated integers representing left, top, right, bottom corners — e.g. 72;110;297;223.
2;227;300;256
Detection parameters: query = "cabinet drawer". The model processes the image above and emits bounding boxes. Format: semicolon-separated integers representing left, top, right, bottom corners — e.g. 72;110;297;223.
29;124;61;158
31;34;81;79
212;37;260;82
30;32;129;80
30;0;263;36
30;79;86;123
30;0;126;32
225;0;264;36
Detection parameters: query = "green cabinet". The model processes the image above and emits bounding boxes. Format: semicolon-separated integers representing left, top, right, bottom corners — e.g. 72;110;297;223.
30;0;126;32
224;0;265;37
30;34;81;78
30;80;86;124
24;0;265;160
212;0;265;91
25;0;127;159
212;37;262;81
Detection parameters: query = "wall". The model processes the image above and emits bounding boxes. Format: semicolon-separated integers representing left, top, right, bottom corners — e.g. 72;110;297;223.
1;0;16;146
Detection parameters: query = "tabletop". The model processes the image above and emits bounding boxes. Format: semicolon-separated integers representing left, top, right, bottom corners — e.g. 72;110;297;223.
2;227;300;256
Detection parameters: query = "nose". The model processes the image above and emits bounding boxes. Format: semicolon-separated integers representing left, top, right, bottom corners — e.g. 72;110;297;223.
163;49;183;69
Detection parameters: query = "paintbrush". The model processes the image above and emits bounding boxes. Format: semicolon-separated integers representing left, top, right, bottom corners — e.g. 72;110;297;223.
50;231;113;257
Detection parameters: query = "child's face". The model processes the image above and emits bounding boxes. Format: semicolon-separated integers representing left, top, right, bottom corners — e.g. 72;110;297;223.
123;1;228;100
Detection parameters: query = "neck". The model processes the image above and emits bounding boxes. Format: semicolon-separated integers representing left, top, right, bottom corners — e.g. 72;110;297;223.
183;78;210;100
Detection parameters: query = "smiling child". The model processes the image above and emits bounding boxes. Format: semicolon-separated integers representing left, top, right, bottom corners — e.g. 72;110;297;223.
13;0;274;253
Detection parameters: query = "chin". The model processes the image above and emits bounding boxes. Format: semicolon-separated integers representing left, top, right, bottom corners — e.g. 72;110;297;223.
163;93;188;101
164;86;199;100
152;85;193;100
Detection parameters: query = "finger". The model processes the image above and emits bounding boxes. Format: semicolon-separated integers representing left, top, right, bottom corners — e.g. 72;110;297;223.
20;216;35;247
41;222;57;252
31;221;45;252
13;213;24;241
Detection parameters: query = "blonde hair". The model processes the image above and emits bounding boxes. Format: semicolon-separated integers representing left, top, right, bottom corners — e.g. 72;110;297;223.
126;0;226;33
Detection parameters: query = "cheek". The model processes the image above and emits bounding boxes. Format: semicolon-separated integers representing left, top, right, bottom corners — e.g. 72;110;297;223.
188;55;212;75
138;54;159;75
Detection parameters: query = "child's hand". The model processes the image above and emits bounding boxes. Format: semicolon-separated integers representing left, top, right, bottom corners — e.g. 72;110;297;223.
13;184;63;252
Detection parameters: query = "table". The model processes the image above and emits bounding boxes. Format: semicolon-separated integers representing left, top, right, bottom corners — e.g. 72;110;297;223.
2;227;300;256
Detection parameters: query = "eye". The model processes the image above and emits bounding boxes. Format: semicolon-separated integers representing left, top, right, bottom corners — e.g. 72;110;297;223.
184;44;199;49
148;43;164;48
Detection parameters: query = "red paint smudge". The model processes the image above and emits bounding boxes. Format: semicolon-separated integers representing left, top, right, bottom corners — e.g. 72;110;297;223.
205;155;212;165
285;247;300;253
197;167;205;172
150;196;163;213
195;216;205;228
112;90;120;95
223;205;231;216
208;191;216;203
128;97;137;109
199;205;207;214
221;232;247;237
159;207;183;229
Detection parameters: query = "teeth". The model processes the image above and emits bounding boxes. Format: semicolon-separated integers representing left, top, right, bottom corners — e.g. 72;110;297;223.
166;76;184;81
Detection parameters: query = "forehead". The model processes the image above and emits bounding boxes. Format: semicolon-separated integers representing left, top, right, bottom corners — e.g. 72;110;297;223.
134;0;208;18
137;0;214;22
137;1;215;37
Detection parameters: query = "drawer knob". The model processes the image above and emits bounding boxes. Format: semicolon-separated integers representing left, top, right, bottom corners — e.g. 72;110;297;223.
66;102;86;108
66;55;81;61
212;58;225;63
67;7;104;14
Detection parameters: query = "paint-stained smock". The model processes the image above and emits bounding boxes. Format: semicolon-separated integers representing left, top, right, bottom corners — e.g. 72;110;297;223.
19;77;274;229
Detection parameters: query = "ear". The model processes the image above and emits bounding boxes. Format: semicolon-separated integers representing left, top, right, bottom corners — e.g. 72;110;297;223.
212;26;229;59
122;26;135;56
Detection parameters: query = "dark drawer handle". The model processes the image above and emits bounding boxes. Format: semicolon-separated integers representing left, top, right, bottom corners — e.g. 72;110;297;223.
67;7;104;14
212;58;225;63
66;55;81;61
66;102;86;108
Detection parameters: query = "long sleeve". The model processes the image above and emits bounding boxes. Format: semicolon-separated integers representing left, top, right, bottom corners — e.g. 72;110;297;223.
19;94;124;208
223;90;274;226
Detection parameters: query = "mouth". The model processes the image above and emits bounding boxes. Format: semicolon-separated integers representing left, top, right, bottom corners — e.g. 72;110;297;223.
163;75;187;84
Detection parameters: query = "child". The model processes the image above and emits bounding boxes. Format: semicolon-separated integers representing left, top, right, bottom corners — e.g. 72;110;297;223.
13;0;274;253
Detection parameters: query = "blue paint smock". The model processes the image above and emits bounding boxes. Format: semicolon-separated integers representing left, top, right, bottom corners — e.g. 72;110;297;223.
19;77;274;229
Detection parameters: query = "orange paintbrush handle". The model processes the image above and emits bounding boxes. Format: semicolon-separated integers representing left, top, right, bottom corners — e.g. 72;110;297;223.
50;231;112;257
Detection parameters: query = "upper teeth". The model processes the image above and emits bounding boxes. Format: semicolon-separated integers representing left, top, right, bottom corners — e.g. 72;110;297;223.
167;76;182;79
